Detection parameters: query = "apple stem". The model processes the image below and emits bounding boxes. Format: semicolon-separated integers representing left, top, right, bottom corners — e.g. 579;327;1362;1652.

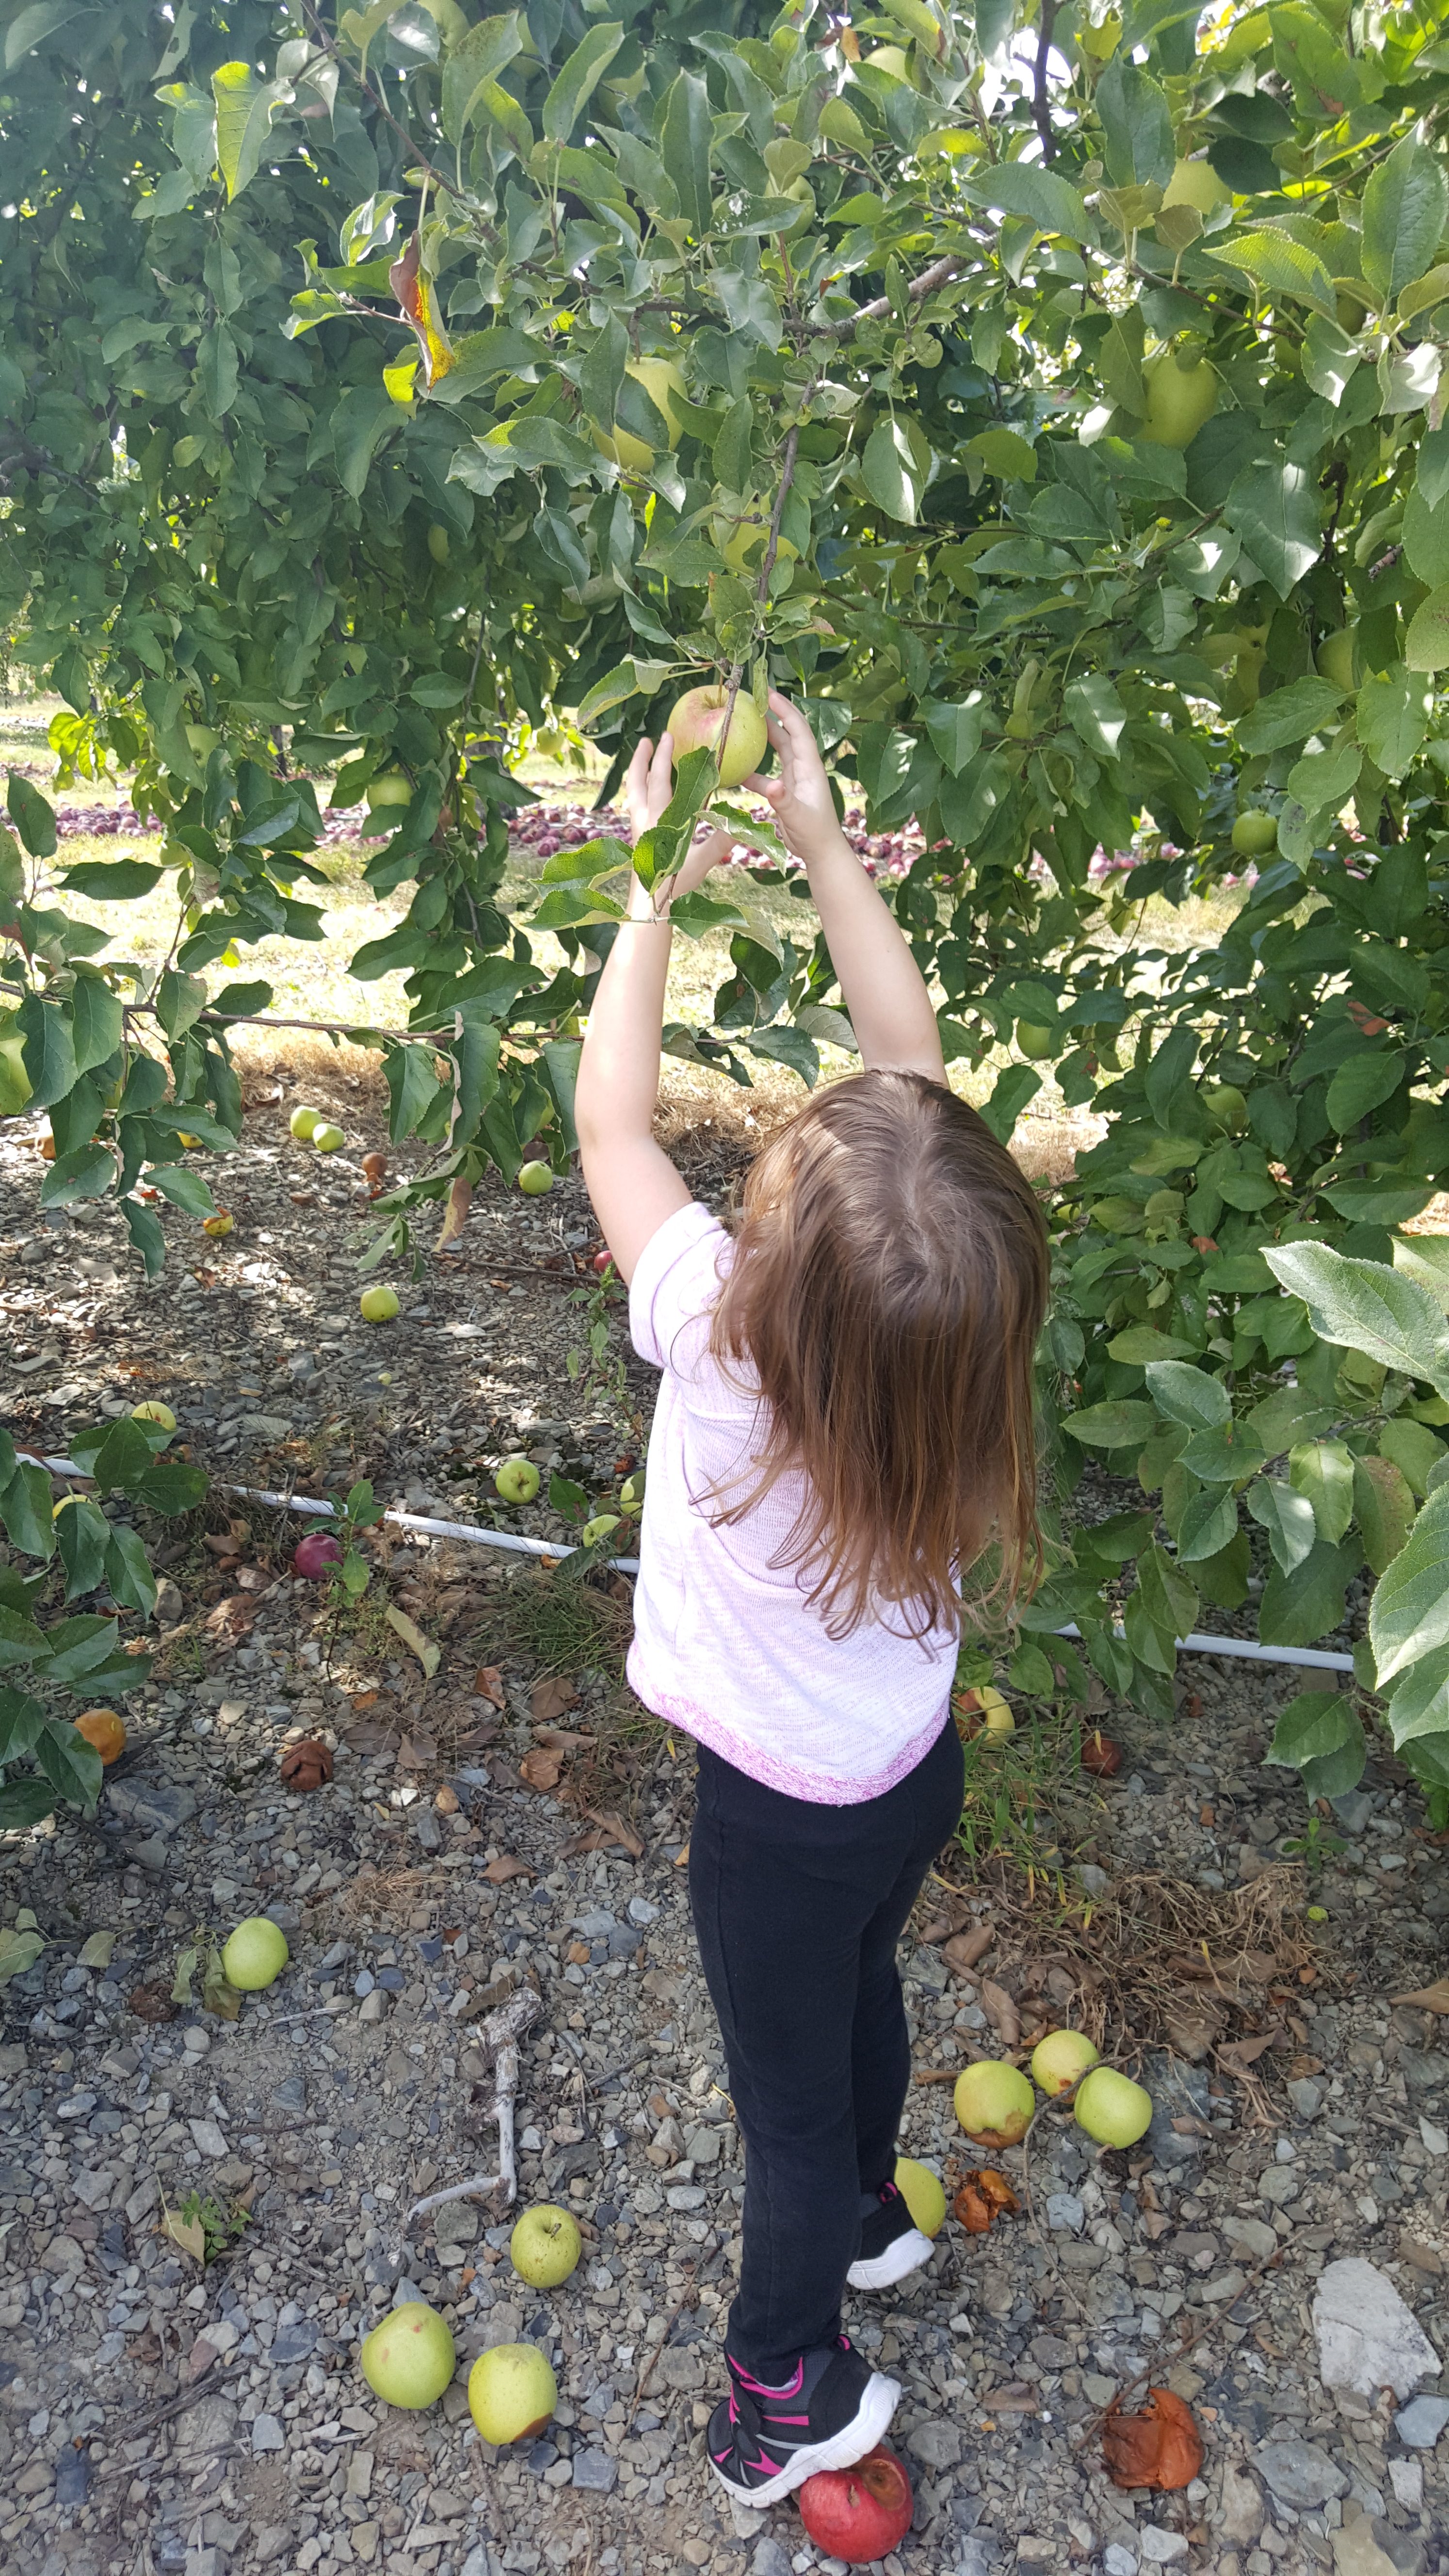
401;1987;540;2230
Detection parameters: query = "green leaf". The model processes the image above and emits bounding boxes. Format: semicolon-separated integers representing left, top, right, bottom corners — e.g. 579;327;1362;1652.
958;163;1089;241
332;384;398;502
979;1062;1040;1144
0;1463;57;1561
7;770;57;856
922;700;985;776
17;994;77;1109
1361;134;1449;306
1095;57;1175;190
35;1612;121;1687
211;62;286;202
442;13;525;139
147;1164;216;1219
0;1776;59;1831
1224;462;1321;598
58;857;163;900
1247;1476;1317;1572
1144;1359;1230;1430
1208;228;1335;318
1178;1419;1268;1481
0;1606;46;1670
1301;313;1361;403
1325;1048;1406;1131
1063;673;1127;760
862;416;932;523
1353;1451;1416;1577
133;1462;209;1516
1382;1644;1449;1750
1263;1243;1449;1399
1107;1326;1201;1363
41;1142;114;1210
155;969;207;1041
1237;675;1345;753
542;21;624;145
1266;1687;1360;1774
1403;584;1449;674
33;1716;103;1813
1377;1417;1445;1499
1060;1399;1158;1449
1357;667;1430;776
122;1198;167;1280
1176;1484;1239;1561
1258;1537;1357;1649
658;70;713;236
104;1522;157;1620
56;1496;110;1600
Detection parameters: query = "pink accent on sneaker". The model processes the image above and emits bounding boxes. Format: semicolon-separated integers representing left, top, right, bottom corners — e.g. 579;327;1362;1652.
728;2356;805;2398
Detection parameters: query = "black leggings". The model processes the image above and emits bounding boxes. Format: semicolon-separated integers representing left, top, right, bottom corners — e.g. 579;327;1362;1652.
688;1715;966;2379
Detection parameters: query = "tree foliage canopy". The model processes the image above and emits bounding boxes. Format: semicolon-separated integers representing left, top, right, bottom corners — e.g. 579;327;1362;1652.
5;0;1449;1809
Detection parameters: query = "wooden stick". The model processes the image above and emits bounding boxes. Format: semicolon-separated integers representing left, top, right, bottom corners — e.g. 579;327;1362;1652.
402;1988;541;2226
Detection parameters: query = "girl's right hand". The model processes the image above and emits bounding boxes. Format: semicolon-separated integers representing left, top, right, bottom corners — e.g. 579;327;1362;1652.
745;691;851;872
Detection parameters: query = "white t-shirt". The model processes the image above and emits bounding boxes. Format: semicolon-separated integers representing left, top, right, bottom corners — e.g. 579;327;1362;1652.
627;1201;958;1806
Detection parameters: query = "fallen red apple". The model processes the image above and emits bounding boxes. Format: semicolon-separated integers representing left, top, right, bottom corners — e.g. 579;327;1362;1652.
292;1530;344;1580
1080;1729;1124;1777
799;2444;913;2564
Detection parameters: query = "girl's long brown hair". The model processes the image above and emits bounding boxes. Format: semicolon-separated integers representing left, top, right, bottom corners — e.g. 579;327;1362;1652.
707;1069;1049;1639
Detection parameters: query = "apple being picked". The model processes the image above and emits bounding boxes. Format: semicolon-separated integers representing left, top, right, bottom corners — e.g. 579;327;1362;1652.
799;2445;913;2565
509;2204;581;2288
666;685;769;789
467;2342;558;2445
495;1458;540;1505
293;1530;345;1580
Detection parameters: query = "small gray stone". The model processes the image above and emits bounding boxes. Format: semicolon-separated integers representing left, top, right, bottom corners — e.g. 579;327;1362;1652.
1288;2076;1324;2120
750;2542;793;2576
1224;2216;1278;2262
1046;2192;1085;2234
1393;2393;1449;2448
1253;2438;1350;2510
270;2322;317;2366
359;1989;387;2022
189;2118;228;2158
1143;2053;1210;2165
1331;1789;1374;1834
910;2419;964;2470
628;1896;659;1926
1313;2258;1442;2400
1139;2534;1188;2567
1217;2463;1263;2544
270;2077;306;2113
53;2446;91;2506
1103;2548;1138;2576
655;2345;706;2393
107;1777;198;1836
570;2447;617;2493
251;2413;285;2454
414;1807;442;1853
1077;1864;1111;1897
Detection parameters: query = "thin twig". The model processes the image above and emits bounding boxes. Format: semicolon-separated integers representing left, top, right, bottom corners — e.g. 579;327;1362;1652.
1032;0;1060;164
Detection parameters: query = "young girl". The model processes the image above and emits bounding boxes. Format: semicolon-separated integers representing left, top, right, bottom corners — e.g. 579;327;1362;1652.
574;693;1048;2508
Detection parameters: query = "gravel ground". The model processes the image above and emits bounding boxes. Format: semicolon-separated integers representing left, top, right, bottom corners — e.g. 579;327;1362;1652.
2;1094;1448;2576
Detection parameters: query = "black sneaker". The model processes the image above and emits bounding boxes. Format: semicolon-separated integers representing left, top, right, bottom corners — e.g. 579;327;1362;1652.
847;2179;936;2291
706;2333;901;2509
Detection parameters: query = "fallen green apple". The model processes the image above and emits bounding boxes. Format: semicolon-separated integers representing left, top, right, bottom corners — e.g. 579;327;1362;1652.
221;1916;289;1991
289;1106;320;1141
580;1513;620;1547
467;2342;558;2445
953;2060;1035;2147
496;1457;541;1505
517;1160;554;1195
1030;2029;1100;2097
509;2204;582;2288
360;1286;400;1322
311;1122;345;1153
360;2300;456;2409
131;1401;176;1432
893;2155;946;2238
618;1470;645;1513
1073;2065;1153;2148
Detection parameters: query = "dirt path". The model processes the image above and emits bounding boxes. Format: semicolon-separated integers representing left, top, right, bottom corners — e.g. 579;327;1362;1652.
1;1093;1447;2576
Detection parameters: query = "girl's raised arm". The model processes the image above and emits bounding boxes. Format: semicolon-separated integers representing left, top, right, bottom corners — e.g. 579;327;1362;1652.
748;692;945;1083
574;733;731;1283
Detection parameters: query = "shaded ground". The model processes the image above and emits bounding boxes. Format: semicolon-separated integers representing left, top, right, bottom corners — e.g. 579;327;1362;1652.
2;982;1449;2576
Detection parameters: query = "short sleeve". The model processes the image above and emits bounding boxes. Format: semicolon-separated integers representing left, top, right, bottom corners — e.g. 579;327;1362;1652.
629;1202;730;1370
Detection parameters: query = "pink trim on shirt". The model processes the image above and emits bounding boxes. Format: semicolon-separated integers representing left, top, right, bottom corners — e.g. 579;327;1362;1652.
627;1647;952;1808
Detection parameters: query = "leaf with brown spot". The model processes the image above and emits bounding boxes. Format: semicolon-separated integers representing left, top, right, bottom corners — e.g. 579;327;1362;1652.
435;1174;472;1251
531;1674;578;1723
483;1854;533;1884
979;1980;1021;2048
472;1666;505;1707
1102;2388;1204;2491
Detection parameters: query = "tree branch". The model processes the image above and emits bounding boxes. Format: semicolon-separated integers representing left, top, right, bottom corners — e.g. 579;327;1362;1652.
1033;0;1060;165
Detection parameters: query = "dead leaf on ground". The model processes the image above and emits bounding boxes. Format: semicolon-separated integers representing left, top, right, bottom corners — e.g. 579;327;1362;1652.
129;1982;177;2024
520;1747;567;1792
161;2208;207;2264
77;1930;115;1970
483;1855;533;1884
1390;1977;1449;2014
954;2168;1018;2233
396;1733;438;1770
472;1666;506;1707
533;1725;595;1751
203;1596;257;1640
942;1924;995;1979
531;1675;578;1723
386;1604;440;1679
488;1755;522;1790
1163;2000;1224;2062
1102;2388;1205;2492
588;1807;644;1858
1215;2029;1278;2077
674;1839;690;1868
343;1722;400;1757
980;1980;1021;2048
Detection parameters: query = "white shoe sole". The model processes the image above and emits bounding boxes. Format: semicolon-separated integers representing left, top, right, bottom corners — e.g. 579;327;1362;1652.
847;2226;936;2291
708;2368;902;2510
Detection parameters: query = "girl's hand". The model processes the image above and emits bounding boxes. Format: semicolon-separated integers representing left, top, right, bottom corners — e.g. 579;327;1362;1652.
744;690;851;872
624;732;747;915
